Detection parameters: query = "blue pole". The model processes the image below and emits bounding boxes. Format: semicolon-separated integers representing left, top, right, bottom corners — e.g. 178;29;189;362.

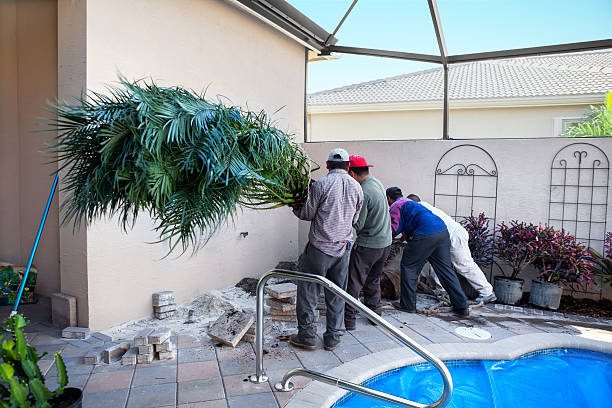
11;172;60;316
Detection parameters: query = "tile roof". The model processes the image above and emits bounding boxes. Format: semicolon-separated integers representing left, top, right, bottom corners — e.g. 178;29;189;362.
307;50;612;107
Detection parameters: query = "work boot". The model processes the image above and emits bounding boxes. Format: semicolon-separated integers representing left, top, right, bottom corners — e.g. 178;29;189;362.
344;320;356;331
452;307;470;317
474;293;497;304
391;301;417;313
289;333;316;351
323;337;341;351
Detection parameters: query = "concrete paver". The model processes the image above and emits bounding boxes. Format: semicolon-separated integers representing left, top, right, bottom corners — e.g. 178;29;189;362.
6;300;610;408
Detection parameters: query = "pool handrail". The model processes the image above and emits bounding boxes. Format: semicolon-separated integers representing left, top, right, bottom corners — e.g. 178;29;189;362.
249;269;453;408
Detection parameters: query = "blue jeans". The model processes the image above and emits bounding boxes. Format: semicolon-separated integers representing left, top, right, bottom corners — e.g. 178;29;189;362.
399;230;468;310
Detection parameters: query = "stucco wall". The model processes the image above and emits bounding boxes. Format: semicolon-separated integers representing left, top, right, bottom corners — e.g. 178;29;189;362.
68;0;306;330
0;0;60;296
307;105;592;141
302;138;612;299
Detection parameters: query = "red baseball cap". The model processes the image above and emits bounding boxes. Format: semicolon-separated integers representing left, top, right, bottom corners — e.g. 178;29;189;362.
349;155;374;168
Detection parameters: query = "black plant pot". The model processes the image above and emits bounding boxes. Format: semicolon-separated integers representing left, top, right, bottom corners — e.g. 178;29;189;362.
49;387;82;408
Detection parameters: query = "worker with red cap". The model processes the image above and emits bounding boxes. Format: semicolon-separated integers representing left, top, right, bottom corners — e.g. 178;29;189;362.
344;155;392;330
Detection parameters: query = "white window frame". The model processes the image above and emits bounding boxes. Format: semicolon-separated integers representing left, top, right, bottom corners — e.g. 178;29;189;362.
553;116;582;137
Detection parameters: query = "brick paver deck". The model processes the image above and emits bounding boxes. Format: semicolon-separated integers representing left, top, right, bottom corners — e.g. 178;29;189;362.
4;299;611;408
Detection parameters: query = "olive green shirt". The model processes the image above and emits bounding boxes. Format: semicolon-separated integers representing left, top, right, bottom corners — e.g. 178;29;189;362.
354;177;392;249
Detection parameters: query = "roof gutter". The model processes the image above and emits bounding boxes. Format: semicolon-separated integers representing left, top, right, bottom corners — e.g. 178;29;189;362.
228;0;334;52
307;94;607;113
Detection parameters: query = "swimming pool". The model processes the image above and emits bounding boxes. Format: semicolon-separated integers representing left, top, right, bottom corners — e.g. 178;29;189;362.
333;349;611;408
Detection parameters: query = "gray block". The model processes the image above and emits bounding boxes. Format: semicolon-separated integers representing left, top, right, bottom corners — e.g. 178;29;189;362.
83;348;104;365
137;344;154;354
137;353;154;364
103;342;130;363
133;328;154;346
153;304;177;313
152;291;175;306
62;327;90;340
154;310;176;320
148;328;171;345
91;332;114;342
121;348;138;366
157;350;174;361
51;293;77;328
266;297;296;312
264;283;297;299
154;340;174;353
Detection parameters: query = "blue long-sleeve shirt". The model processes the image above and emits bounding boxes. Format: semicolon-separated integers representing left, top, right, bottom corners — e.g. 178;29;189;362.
397;201;447;240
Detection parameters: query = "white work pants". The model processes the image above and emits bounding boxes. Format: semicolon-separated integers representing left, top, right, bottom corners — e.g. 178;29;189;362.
425;227;494;297
449;227;494;297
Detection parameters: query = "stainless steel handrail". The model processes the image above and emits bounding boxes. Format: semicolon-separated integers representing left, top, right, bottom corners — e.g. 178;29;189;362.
249;269;453;408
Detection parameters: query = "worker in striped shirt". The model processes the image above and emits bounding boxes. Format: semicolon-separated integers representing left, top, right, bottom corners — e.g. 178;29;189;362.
289;148;363;351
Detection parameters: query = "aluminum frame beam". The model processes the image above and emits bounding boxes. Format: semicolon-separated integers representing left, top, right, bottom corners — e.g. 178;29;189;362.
323;45;442;64
427;0;449;139
447;39;612;63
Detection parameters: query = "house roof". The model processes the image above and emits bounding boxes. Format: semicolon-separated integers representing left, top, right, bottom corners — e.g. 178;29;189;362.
308;50;612;108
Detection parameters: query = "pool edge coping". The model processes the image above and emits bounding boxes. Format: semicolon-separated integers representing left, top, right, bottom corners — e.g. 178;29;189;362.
284;333;612;408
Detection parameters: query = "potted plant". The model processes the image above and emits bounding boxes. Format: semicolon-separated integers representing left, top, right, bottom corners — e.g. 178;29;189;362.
529;225;595;310
460;213;494;299
461;213;494;266
492;221;538;304
0;314;82;407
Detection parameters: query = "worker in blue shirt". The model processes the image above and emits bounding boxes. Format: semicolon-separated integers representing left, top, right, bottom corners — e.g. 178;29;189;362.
394;200;469;316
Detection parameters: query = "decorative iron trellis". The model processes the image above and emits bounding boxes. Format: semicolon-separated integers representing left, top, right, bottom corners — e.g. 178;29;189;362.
433;144;499;224
548;143;609;254
433;145;499;280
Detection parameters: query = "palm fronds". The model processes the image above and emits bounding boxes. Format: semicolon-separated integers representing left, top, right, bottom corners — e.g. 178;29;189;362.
49;77;318;253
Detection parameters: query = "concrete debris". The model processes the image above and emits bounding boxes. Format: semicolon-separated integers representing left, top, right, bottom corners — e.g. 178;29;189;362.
207;310;254;347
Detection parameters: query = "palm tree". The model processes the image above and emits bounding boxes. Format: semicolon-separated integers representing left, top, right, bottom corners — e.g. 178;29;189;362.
50;77;317;254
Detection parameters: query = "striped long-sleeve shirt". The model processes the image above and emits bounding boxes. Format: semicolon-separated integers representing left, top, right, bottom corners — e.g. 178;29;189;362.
294;169;363;257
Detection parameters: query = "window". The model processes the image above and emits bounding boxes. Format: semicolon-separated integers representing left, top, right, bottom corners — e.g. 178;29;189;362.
553;116;582;137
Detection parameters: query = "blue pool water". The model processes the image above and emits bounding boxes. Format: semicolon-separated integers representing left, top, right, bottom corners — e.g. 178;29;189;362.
333;349;611;408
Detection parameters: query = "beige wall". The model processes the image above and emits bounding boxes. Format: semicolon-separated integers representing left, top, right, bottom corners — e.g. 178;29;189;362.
56;0;306;330
308;105;592;141
0;0;60;296
302;138;612;299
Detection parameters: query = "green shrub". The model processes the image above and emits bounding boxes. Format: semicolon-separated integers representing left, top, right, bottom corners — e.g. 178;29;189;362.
0;314;68;408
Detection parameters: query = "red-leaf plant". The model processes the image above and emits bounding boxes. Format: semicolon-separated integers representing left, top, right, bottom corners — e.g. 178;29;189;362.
530;225;596;287
494;221;539;280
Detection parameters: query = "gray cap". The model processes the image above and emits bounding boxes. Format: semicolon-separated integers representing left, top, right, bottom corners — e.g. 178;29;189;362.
327;148;349;162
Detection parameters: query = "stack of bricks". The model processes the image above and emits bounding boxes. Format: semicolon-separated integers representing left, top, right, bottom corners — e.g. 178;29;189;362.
132;327;173;364
152;291;176;319
83;328;174;366
264;282;307;323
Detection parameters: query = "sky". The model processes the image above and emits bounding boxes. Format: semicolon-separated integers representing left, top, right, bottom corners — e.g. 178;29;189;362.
286;0;612;93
